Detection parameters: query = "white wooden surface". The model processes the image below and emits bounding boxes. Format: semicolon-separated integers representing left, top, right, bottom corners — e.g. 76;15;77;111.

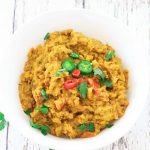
0;0;150;150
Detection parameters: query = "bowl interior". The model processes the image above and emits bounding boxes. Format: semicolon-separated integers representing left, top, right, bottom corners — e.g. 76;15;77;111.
1;10;149;150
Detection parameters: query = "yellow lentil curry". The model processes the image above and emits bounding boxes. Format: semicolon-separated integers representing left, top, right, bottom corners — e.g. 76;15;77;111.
18;29;129;138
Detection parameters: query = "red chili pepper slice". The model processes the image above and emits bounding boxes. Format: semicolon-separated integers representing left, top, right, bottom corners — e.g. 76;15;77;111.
88;79;100;94
88;79;100;88
64;79;78;90
77;78;88;85
72;69;80;78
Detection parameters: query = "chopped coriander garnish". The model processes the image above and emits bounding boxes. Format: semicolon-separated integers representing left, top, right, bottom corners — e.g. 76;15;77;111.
35;105;49;114
94;68;106;80
78;124;87;131
24;109;32;116
30;120;41;129
104;80;113;87
35;107;49;114
99;79;104;85
30;120;50;135
106;123;114;128
77;81;88;98
0;112;6;131
0;112;4;120
40;89;48;100
0;119;6;130
99;79;113;87
44;32;50;40
78;123;95;132
70;52;80;59
56;68;67;77
40;125;50;135
86;123;95;132
0;120;6;131
105;51;115;61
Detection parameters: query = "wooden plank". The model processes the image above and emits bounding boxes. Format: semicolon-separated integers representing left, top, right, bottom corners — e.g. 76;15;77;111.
0;0;15;34
0;0;16;149
14;0;78;31
7;123;27;150
7;123;47;150
0;124;7;150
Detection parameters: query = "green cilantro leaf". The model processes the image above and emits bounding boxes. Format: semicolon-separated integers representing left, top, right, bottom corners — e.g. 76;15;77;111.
94;68;106;79
77;81;88;98
0;120;6;131
70;52;80;59
78;124;87;131
30;120;41;129
40;125;50;135
35;105;49;114
99;79;113;87
56;68;67;77
40;89;49;100
105;51;115;61
44;32;50;40
86;123;95;132
106;124;114;128
30;120;50;136
104;80;113;87
78;123;95;132
24;109;32;116
0;112;6;131
0;112;4;120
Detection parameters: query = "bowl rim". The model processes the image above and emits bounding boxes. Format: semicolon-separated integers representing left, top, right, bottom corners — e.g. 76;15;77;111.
5;8;150;150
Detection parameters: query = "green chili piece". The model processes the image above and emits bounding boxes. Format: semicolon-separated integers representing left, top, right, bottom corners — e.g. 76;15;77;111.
62;60;75;73
77;60;93;75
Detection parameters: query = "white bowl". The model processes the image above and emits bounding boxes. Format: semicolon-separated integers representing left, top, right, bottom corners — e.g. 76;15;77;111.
0;9;149;150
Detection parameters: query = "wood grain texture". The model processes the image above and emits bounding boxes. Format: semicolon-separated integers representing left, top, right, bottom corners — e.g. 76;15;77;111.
0;0;16;149
0;0;149;150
